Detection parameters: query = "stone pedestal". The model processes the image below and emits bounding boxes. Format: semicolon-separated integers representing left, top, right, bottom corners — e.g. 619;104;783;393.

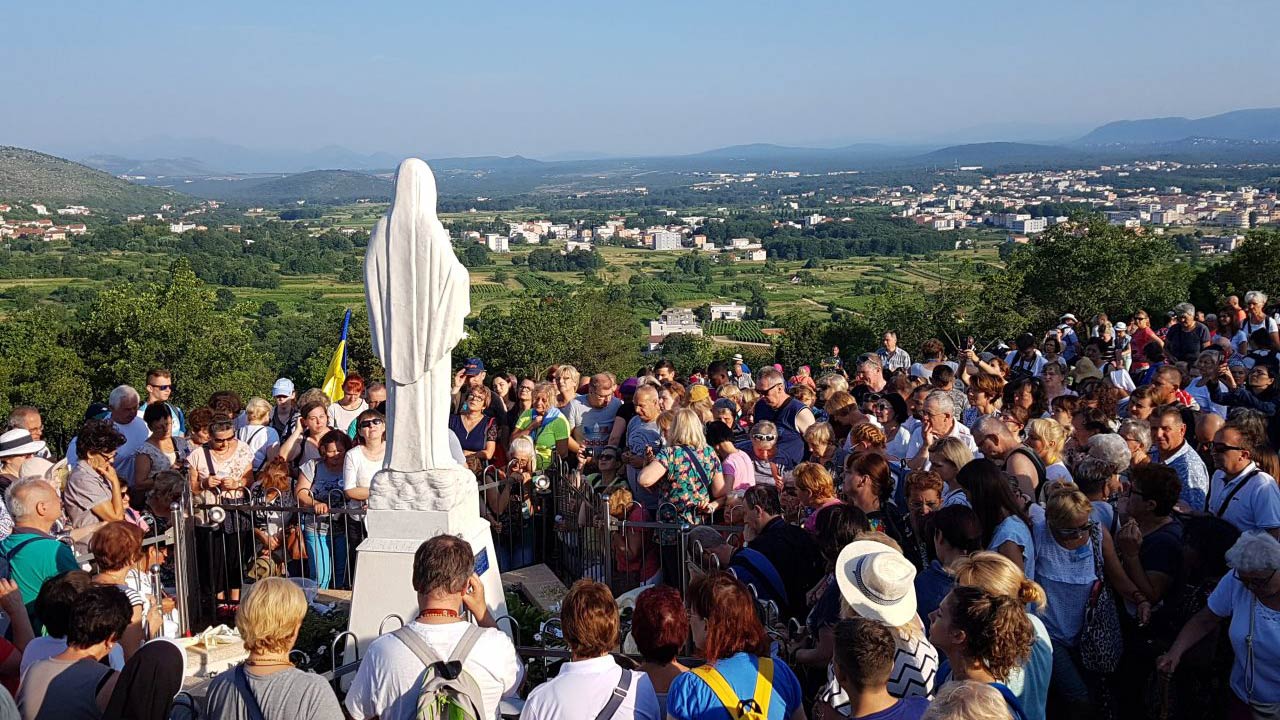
347;467;507;656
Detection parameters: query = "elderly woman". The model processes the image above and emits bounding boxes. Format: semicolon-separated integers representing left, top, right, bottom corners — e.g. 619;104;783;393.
1160;531;1280;717
1085;432;1131;487
206;578;344;719
450;385;498;464
1116;418;1152;476
513;381;571;471
745;420;790;489
1041;362;1075;404
553;364;581;412
1187;349;1229;417
803;422;837;470
133;403;190;492
793;462;841;532
63;420;128;532
1240;289;1280;350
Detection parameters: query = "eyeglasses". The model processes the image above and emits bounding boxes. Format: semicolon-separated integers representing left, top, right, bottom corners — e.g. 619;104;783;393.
908;500;942;512
358;419;384;429
1051;520;1096;539
210;435;234;445
1235;569;1277;590
751;433;777;442
1212;442;1245;454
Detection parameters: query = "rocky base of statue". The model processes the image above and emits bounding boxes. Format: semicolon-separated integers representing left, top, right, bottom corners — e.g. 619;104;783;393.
346;467;507;662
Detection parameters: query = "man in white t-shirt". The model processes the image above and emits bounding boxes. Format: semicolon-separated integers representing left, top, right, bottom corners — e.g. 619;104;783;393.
345;535;523;720
1207;423;1280;539
65;385;150;484
905;391;978;472
523;579;659;720
1004;333;1047;379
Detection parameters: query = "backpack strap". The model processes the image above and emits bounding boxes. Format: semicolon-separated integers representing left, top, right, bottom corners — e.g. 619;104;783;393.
593;668;632;720
692;658;774;719
446;624;485;665
232;664;267;720
2;536;46;565
392;625;445;666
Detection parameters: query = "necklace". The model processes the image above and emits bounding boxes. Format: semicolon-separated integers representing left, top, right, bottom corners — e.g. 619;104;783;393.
420;608;460;619
245;657;293;667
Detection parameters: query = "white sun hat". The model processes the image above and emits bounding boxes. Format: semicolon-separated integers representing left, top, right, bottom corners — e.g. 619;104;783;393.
834;540;919;628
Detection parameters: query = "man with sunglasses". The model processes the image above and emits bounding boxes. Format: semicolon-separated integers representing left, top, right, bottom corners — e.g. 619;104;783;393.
1207;422;1280;539
751;368;814;467
851;358;887;404
140;368;186;437
905;392;977;472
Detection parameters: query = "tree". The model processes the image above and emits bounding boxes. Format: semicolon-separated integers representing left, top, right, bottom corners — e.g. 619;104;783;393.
214;288;237;311
259;300;282;318
75;259;276;411
0;308;93;451
457;288;640;378
460;244;490;268
1193;229;1280;307
657;333;715;377
1004;216;1193;330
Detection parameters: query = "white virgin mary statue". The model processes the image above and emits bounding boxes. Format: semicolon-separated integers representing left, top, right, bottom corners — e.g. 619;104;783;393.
365;159;471;475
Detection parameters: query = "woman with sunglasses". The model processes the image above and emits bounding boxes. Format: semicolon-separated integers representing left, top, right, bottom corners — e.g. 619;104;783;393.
1211;360;1280;448
1159;531;1280;718
189;414;256;605
343;412;385;507
1032;483;1149;717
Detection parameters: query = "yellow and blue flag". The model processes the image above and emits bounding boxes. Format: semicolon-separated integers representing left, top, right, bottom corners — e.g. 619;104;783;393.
321;309;352;402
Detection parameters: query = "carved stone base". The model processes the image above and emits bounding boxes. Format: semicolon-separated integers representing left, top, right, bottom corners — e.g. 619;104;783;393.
346;467;506;662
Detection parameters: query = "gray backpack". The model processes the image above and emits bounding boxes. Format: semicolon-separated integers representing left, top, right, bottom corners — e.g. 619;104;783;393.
391;624;488;720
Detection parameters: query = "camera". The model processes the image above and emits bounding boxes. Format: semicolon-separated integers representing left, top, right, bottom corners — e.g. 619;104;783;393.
531;473;552;493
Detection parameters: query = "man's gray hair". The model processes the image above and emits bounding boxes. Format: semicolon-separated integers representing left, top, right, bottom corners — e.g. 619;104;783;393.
7;406;38;430
6;477;52;520
1086;433;1131;474
757;367;784;384
924;390;955;416
1074;457;1115;492
975;415;1014;443
1173;302;1196;319
108;384;140;409
1117;419;1151;450
751;420;778;440
858;357;884;375
1226;530;1280;574
1245;290;1268;307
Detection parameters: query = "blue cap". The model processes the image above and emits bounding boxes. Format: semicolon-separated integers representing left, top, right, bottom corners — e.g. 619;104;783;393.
271;378;296;397
463;358;486;376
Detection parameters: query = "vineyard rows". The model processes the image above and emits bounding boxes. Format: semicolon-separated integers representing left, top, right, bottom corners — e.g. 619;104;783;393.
704;320;768;342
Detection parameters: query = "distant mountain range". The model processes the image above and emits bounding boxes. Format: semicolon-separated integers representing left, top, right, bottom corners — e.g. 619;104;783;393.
171;170;393;204
1078;108;1280;145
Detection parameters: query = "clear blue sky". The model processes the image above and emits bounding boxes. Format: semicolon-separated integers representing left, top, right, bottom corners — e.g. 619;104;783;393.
4;0;1278;158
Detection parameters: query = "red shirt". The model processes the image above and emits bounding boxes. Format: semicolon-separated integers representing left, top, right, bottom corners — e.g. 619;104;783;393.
1130;326;1160;369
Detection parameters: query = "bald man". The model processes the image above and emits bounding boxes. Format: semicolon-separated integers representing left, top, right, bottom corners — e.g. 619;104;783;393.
0;479;80;631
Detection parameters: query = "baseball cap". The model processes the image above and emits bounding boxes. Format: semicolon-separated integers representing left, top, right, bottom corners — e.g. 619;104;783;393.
271;378;295;397
463;358;486;376
83;402;111;422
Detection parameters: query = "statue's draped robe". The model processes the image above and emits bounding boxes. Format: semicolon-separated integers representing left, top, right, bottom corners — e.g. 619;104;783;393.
365;159;471;473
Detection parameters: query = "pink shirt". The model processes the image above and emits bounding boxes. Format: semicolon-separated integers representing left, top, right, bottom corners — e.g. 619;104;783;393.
722;449;755;491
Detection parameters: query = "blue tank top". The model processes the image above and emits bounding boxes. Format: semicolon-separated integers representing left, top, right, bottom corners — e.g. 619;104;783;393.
753;398;806;466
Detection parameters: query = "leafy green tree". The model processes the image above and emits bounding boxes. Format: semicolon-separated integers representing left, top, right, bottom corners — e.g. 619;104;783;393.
1004;216;1193;329
259;301;282;318
657;333;715;377
457;289;640;378
1193;229;1280;307
75;259;276;410
0;308;93;450
460;244;491;268
214;288;237;311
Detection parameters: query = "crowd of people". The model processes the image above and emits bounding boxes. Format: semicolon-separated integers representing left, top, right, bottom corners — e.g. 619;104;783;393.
0;295;1278;719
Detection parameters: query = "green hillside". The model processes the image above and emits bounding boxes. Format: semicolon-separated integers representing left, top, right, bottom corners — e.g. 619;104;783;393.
0;146;186;212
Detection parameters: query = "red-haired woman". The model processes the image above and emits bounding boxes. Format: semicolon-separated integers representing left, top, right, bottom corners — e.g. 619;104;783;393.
632;586;690;716
667;572;807;720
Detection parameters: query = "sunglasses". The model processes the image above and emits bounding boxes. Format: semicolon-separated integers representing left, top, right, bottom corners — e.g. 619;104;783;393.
751;433;777;442
210;435;234;445
1212;442;1245;454
358;419;384;429
1052;520;1096;539
148;384;173;391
